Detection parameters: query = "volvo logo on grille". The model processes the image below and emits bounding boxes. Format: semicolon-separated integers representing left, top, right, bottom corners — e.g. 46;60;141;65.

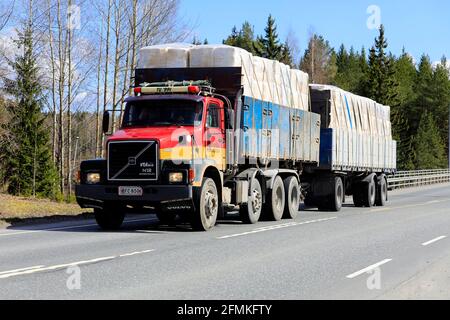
108;141;158;181
128;157;137;166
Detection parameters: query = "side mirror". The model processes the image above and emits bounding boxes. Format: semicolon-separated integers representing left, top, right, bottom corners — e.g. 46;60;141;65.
102;111;111;134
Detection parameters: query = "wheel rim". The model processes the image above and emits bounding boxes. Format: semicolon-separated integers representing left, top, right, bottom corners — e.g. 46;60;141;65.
204;189;218;219
251;187;262;214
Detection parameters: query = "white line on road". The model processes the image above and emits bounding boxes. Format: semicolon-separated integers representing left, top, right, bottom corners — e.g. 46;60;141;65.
0;265;45;275
0;217;158;238
346;259;392;279
217;217;337;240
422;236;447;247
370;198;450;213
0;249;155;280
119;249;155;257
0;256;116;279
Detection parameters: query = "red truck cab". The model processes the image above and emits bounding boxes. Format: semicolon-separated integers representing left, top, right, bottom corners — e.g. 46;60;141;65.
76;85;229;231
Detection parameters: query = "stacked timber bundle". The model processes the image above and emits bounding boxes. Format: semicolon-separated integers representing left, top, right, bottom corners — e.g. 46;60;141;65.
137;44;310;111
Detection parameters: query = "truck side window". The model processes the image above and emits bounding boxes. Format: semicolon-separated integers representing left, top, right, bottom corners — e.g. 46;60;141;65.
206;104;220;128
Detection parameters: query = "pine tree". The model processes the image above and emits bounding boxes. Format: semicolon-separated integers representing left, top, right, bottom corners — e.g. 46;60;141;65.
1;18;59;198
355;46;369;96
413;55;434;127
300;34;336;84
334;45;366;93
223;22;256;54
280;40;294;67
431;56;450;154
414;112;447;169
366;25;398;106
253;15;284;60
392;49;417;170
365;25;412;169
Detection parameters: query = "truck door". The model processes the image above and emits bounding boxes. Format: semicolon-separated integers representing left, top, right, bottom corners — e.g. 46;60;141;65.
205;101;226;171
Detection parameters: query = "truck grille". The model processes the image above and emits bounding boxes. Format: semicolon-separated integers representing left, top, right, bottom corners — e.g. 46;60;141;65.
108;141;159;181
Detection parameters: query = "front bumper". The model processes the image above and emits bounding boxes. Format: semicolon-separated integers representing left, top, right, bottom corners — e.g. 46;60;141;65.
75;184;193;209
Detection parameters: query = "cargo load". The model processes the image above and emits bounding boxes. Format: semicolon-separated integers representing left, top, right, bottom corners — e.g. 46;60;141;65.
137;44;310;111
310;85;396;171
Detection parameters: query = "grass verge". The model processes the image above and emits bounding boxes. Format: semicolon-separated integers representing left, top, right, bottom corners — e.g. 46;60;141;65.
0;193;93;228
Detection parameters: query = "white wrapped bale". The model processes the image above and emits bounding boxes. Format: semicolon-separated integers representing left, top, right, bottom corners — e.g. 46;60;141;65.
137;43;192;69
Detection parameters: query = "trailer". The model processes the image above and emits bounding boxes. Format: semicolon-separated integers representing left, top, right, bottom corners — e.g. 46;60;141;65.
75;44;397;231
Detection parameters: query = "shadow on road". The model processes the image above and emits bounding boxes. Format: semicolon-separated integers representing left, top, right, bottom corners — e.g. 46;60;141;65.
3;203;348;235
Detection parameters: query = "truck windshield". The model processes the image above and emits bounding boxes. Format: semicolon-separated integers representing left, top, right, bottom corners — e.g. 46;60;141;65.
122;99;203;128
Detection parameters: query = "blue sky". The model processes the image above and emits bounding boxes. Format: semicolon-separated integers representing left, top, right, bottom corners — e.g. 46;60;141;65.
179;0;450;63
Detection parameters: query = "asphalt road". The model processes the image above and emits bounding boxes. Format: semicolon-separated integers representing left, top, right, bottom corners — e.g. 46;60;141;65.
1;184;450;300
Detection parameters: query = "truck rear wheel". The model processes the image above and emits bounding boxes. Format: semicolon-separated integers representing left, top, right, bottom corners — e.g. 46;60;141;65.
318;176;343;212
263;176;285;221
191;178;219;231
376;176;388;207
353;178;376;208
283;176;300;219
94;206;125;230
240;177;262;224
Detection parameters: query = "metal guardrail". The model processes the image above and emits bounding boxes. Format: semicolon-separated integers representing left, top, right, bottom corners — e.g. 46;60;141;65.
388;169;450;190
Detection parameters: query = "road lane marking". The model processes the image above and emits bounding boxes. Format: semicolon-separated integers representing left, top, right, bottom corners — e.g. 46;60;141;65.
370;198;450;213
0;249;155;279
346;259;392;279
370;207;392;212
422;236;447;247
0;217;158;238
217;217;337;239
0;266;45;275
119;249;155;257
0;256;116;279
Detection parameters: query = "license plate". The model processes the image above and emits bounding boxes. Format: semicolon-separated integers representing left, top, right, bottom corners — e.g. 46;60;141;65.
118;186;143;197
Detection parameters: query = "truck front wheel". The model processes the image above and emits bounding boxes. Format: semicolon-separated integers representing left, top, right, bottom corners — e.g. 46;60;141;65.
191;178;219;231
94;206;125;230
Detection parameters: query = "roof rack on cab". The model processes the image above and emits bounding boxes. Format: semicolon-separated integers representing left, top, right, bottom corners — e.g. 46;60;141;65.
133;80;215;97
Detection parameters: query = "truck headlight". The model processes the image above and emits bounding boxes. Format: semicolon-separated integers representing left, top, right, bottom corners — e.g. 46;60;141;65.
86;173;101;184
169;172;184;183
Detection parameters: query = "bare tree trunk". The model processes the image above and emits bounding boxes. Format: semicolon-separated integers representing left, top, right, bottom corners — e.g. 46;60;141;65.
95;24;103;158
47;0;58;164
101;0;112;157
67;0;73;198
111;0;122;132
128;0;137;95
57;0;66;194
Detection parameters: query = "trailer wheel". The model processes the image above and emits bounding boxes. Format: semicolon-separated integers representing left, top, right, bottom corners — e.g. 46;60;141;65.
376;176;388;207
283;176;300;219
318;176;343;212
191;178;219;231
240;178;262;224
364;179;377;207
264;176;285;221
94;206;125;230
